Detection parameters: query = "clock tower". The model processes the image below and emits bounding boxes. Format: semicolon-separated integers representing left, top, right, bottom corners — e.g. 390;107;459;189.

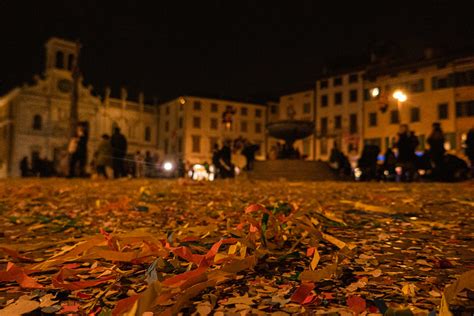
44;37;80;94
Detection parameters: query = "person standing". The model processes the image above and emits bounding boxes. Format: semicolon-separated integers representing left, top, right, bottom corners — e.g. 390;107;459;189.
395;124;417;181
427;122;446;180
68;125;88;178
110;127;128;178
94;134;112;178
219;140;234;178
144;151;153;177
20;156;30;177
134;150;145;178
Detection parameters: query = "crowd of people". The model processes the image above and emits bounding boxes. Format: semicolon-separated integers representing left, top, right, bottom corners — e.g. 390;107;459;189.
330;123;474;182
18;122;474;182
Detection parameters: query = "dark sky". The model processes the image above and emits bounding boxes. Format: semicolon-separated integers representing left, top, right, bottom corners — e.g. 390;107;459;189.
1;1;473;102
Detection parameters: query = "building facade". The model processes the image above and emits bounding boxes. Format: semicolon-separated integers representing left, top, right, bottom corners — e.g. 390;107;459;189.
0;38;158;178
314;70;365;161
363;54;474;156
157;96;267;166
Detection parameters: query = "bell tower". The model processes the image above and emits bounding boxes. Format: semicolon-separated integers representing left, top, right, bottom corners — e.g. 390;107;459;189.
44;37;80;76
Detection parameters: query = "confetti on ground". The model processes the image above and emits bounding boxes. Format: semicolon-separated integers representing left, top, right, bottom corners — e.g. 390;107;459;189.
0;178;473;315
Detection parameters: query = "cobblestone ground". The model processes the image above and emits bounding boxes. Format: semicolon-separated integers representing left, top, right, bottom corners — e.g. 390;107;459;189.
0;179;473;315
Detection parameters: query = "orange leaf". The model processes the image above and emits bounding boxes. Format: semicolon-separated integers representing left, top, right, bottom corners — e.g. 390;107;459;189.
0;263;43;288
347;295;366;314
112;295;139;316
245;204;267;213
291;282;315;304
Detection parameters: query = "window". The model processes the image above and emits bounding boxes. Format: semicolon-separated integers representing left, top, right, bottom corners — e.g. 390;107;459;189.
410;107;420;122
210;118;218;130
303;103;311;113
349;73;358;83
320;117;328;136
255;108;262;117
320;138;328;155
333;77;342;86
271;105;278;114
55;51;64;69
321;95;328;107
144;126;151;141
255;122;262;133
349;114;357;134
369;112;377;127
409;79;424;93
432;76;449;90
178;117;183;129
165;121;169;132
209;137;218;152
390;110;400;124
241;107;248;116
241;121;248;132
211;103;218;112
456;100;474;117
334;92;342;105
438;103;449;120
193;101;201;110
192;135;200;153
165;106;170;115
32;114;42;130
193;116;201;128
334;115;342;129
349;90;358;102
320;80;328;89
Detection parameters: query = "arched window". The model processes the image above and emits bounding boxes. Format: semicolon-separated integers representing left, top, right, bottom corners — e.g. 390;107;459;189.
145;126;151;142
33;114;42;130
55;51;64;69
67;54;74;70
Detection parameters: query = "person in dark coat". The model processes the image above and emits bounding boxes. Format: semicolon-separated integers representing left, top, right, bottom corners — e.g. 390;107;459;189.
395;124;417;181
219;140;234;178
211;144;221;179
94;134;112;178
242;140;259;171
110;127;128;178
427;122;446;180
20;156;30;177
68;125;88;178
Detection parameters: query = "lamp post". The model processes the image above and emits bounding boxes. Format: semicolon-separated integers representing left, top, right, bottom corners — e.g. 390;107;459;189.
392;90;407;123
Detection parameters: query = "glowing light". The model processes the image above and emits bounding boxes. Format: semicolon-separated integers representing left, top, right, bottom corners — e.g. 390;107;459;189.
354;168;362;180
179;97;186;105
163;161;173;171
370;87;380;97
393;90;407;102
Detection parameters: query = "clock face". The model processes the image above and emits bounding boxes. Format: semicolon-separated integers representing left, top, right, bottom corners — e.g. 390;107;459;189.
57;79;72;93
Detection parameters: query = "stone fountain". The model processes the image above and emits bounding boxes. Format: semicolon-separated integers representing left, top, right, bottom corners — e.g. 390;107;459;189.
249;113;337;181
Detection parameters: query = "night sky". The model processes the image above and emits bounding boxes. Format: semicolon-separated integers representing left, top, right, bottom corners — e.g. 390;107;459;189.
1;1;473;102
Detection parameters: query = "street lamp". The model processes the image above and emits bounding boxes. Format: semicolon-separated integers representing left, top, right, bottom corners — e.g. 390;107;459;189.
393;90;407;104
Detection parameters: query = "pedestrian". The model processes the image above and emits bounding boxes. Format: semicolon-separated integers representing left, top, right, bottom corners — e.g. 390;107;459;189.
20;156;30;177
242;140;259;171
68;124;88;178
219;140;234;178
211;144;221;179
395;124;417;181
427;122;446;180
94;134;112;179
110;127;128;178
134;150;145;178
144;151;153;177
465;128;474;176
